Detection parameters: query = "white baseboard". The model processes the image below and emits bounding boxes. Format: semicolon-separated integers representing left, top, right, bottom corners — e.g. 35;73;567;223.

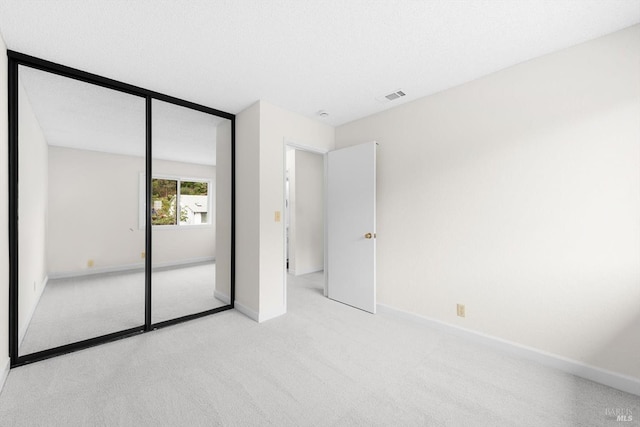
19;275;48;346
377;303;640;396
233;301;287;323
214;290;230;304
259;304;286;323
293;266;324;276
234;301;259;322
0;357;10;394
49;257;215;280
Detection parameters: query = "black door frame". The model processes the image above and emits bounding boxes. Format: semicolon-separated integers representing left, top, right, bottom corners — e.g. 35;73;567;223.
7;50;235;367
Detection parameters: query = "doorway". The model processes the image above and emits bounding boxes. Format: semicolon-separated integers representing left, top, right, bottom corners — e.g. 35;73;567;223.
282;141;378;314
283;143;327;310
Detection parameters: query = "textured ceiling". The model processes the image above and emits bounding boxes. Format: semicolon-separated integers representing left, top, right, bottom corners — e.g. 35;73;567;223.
1;0;639;127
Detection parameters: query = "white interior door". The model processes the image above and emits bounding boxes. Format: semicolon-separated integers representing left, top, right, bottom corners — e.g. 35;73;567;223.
327;141;376;313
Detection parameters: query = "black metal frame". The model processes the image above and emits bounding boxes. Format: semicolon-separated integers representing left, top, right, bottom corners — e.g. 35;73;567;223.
7;51;235;367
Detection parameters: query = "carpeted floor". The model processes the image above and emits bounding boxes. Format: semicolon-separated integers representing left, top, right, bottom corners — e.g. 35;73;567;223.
2;271;637;426
20;262;226;355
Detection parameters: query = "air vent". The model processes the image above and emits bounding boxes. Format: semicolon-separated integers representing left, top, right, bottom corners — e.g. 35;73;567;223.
376;89;407;104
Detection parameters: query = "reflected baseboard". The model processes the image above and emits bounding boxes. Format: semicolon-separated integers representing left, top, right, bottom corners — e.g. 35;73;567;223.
18;275;48;347
48;257;215;280
152;257;215;273
214;290;230;304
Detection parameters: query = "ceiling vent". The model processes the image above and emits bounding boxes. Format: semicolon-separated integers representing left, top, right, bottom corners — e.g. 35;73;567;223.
376;89;406;103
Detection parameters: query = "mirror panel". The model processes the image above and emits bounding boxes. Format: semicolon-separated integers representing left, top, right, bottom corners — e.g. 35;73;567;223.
11;52;234;364
17;65;146;355
151;99;231;323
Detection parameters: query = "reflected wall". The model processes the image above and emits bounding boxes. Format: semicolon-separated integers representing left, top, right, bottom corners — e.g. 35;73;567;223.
9;51;235;365
17;66;146;355
151;99;231;323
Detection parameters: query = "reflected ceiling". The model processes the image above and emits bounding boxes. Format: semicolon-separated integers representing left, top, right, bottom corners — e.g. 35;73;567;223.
19;66;224;165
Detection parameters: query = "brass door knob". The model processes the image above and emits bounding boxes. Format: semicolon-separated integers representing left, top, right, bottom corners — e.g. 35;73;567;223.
364;232;376;239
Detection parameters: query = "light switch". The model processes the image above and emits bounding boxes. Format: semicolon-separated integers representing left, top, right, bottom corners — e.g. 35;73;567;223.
274;211;281;222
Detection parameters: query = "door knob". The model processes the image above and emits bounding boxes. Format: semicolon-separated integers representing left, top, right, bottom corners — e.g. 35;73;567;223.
364;232;376;239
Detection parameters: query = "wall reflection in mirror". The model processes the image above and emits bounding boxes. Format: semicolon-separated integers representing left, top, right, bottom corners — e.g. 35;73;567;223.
17;65;146;356
16;63;234;359
151;99;232;323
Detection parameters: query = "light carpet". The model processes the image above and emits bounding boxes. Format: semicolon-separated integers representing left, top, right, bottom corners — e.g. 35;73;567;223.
1;271;637;426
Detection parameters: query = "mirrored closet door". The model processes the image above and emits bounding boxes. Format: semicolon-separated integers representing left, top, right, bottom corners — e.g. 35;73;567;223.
16;65;146;356
150;99;233;324
9;51;235;366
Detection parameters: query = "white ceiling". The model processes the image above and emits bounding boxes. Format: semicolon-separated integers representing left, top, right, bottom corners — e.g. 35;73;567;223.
1;1;639;127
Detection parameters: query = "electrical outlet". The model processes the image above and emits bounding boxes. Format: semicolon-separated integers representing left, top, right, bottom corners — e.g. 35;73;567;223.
457;304;466;318
141;251;145;259
87;259;94;268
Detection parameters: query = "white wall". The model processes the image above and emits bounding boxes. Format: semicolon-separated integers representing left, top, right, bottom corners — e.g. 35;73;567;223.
290;150;324;275
0;32;10;378
47;146;143;274
17;76;48;340
235;102;261;314
336;25;640;379
259;102;334;320
286;149;296;273
235;100;334;320
47;146;216;275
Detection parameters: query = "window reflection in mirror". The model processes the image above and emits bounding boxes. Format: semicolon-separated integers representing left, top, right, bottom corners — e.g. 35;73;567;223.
151;178;211;226
151;99;232;324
